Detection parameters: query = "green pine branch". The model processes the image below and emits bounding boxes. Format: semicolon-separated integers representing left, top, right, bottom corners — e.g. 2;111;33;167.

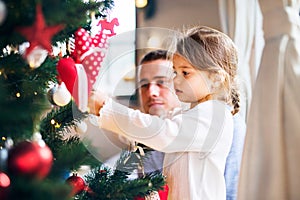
0;0;114;51
0;1;167;199
77;151;166;200
0;55;57;141
8;175;72;200
39;101;88;157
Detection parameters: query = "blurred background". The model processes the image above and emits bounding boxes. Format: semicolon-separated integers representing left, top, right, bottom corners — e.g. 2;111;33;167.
101;0;265;122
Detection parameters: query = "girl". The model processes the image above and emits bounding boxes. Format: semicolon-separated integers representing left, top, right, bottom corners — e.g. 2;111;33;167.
89;26;239;199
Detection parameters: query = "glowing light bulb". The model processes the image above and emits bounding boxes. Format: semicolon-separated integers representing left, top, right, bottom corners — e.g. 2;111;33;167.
16;92;21;97
50;119;56;125
136;0;147;8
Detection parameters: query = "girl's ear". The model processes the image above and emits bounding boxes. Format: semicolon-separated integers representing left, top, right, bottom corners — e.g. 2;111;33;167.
209;70;230;99
210;71;225;90
215;70;226;83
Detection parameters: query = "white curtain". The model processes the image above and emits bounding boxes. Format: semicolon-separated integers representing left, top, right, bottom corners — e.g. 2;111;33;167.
218;0;300;198
237;0;300;199
218;0;264;122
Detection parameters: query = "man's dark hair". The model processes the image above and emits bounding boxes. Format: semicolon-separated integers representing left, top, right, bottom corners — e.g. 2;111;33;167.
140;49;169;64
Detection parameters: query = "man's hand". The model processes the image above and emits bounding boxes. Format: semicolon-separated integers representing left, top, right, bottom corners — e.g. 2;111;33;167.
88;90;108;116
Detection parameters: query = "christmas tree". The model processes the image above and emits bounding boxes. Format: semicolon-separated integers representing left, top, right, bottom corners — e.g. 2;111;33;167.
0;0;165;199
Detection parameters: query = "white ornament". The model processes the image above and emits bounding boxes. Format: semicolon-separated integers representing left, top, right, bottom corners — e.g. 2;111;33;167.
53;82;72;106
0;148;8;169
26;46;48;69
32;132;46;147
0;0;7;25
145;191;160;200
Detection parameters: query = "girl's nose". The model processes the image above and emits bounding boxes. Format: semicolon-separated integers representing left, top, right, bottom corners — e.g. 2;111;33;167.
173;75;180;86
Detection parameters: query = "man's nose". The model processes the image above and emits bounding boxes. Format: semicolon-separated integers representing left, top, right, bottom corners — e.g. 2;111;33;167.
148;83;160;97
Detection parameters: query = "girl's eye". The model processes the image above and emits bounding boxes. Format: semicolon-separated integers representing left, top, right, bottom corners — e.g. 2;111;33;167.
183;71;189;76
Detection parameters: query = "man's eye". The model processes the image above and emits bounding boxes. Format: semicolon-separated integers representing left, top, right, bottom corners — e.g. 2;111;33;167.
140;83;149;88
156;80;166;86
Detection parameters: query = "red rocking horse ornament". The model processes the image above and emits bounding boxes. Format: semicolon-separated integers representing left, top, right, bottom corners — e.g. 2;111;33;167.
97;18;119;36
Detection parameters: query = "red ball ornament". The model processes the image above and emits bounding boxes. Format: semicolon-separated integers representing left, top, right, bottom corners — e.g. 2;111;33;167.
7;140;53;180
56;57;91;111
66;173;86;196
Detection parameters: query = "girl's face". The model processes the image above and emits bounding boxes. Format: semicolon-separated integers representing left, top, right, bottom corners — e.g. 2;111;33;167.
173;54;211;108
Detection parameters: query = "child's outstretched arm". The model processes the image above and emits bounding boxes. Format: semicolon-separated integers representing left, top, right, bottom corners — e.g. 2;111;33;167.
88;90;108;116
94;98;233;154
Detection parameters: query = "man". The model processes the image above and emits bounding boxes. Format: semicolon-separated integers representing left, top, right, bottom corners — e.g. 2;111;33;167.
134;49;181;173
225;113;246;200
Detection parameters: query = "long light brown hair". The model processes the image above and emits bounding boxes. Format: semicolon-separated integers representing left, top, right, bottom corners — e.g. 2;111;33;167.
172;26;240;115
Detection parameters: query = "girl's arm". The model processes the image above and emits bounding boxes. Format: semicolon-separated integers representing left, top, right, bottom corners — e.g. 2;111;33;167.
88;90;108;116
81;114;132;161
97;98;233;153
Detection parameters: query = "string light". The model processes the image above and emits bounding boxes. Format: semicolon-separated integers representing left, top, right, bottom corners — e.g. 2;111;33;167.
0;70;7;79
50;119;56;125
136;0;148;8
0;137;6;149
34;91;38;95
16;92;21;97
50;119;61;128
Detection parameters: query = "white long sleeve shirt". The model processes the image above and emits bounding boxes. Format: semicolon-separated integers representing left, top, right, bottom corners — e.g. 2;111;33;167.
98;98;233;200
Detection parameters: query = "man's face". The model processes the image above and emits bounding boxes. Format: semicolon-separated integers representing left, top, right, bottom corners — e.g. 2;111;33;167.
137;59;180;116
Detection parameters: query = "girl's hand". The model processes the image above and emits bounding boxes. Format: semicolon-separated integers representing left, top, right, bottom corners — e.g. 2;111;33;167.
88;90;108;116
